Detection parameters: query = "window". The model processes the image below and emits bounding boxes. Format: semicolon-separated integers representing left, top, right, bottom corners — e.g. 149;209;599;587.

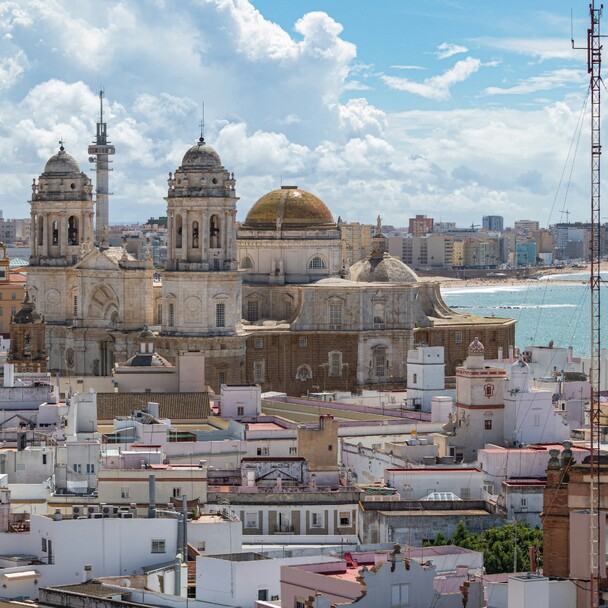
329;303;342;329
289;446;297;455
219;372;226;385
175;215;183;248
329;351;342;376
10;306;15;316
213;258;220;270
253;360;264;384
296;364;312;381
373;301;385;328
339;511;351;527
72;294;78;318
42;454;47;465
216;302;225;328
296;599;306;608
455;331;463;344
151;539;166;554
311;512;323;527
156;303;162;324
42;537;47;552
172;488;181;498
460;487;471;500
245;513;258;528
257;446;269;456
168;302;175;327
11;292;15;300
241;256;253;269
521;498;527;507
391;583;409;607
484;419;493;430
484;384;494;397
237;406;244;416
247;300;259;323
86;464;95;474
328;445;333;451
254;338;264;349
534;414;541;427
121;487;130;499
299;337;308;347
413;373;418;384
192;221;199;248
72;464;82;474
257;590;268;602
308;256;326;269
374;348;387;377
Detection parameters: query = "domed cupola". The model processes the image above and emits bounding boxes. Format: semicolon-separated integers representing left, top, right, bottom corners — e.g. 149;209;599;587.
468;337;485;356
181;136;222;170
243;186;336;231
43;147;82;175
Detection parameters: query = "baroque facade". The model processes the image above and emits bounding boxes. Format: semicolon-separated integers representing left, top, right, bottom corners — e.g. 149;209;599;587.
25;136;515;393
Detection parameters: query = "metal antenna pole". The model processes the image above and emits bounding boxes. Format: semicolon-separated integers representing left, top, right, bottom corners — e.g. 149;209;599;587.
574;4;603;606
589;5;602;607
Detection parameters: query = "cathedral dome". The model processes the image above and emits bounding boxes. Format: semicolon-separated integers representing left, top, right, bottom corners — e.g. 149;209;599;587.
44;146;81;174
243;186;335;230
181;137;222;169
349;253;418;284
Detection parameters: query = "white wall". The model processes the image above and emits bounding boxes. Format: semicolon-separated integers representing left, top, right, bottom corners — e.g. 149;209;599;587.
221;384;261;417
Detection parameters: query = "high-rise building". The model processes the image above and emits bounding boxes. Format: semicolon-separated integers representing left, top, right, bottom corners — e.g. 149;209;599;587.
408;214;434;237
482;215;504;232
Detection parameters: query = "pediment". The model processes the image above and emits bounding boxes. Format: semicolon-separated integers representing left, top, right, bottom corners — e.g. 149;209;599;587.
74;249;120;271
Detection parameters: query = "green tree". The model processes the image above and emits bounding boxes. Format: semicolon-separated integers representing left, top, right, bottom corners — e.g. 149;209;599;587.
426;520;543;574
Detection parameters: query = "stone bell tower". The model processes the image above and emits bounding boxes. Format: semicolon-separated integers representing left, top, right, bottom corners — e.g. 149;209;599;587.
162;136;241;336
29;142;94;266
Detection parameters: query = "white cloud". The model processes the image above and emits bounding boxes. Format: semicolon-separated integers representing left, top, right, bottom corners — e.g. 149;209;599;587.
382;57;482;100
473;37;580;61
390;65;426;70
331;98;387;137
436;42;468;60
0;49;28;88
485;68;585;95
344;80;371;91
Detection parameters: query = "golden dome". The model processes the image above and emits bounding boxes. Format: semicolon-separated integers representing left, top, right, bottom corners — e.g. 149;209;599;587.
243;186;335;230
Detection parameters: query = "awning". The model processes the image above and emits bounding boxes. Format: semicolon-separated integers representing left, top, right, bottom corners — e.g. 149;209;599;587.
3;570;40;581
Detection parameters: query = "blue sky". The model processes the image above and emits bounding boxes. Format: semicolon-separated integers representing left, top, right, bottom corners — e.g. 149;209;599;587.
0;0;595;227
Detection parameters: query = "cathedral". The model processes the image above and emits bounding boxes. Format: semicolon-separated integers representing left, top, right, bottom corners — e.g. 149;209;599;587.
23;116;515;394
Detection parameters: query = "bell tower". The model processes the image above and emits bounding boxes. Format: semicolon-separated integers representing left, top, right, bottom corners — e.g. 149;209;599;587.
162;136;241;336
29;142;94;266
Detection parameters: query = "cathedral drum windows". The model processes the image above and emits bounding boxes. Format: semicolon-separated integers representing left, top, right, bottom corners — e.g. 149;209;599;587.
308;256;326;269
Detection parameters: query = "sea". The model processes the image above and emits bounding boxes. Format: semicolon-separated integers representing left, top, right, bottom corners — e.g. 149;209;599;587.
440;273;608;358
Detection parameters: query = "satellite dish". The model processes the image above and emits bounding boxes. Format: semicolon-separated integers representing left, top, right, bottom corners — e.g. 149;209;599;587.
89;157;96;163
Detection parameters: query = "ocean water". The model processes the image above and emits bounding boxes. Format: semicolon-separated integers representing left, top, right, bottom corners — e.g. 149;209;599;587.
440;274;608;358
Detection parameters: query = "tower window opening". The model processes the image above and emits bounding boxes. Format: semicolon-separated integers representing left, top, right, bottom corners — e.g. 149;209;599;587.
210;215;221;248
192;221;199;248
52;221;59;246
68;216;79;246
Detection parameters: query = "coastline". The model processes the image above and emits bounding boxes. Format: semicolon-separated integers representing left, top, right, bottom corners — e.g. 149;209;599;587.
418;263;604;290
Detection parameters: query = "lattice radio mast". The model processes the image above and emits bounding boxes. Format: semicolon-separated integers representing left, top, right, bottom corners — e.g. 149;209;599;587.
573;3;603;606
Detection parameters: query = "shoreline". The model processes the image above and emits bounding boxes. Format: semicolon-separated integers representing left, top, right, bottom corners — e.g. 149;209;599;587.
418;264;604;289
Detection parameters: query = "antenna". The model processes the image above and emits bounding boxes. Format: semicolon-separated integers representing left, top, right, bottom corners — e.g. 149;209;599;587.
559;209;570;223
572;4;605;606
199;102;205;141
99;88;104;124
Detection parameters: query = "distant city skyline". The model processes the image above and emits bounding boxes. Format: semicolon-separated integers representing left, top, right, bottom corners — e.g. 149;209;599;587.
0;0;594;227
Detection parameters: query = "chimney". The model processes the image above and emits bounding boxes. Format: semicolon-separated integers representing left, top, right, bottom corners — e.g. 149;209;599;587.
83;565;93;583
148;474;156;518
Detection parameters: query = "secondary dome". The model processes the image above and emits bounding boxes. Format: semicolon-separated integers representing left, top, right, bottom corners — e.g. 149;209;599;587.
244;186;335;230
468;337;485;355
349;253;418;284
44;146;81;174
181;137;222;169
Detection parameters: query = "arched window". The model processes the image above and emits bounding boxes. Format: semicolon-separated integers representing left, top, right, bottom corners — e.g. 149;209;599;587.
373;302;385;328
37;216;43;247
192;221;199;248
308;256;326;269
210;214;221;248
67;215;79;246
241;256;254;270
175;215;183;249
296;364;313;381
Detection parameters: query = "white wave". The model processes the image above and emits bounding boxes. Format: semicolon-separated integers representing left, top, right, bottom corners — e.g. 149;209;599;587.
441;285;529;295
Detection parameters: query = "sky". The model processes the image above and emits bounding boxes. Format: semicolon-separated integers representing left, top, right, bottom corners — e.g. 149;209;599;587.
0;0;597;228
